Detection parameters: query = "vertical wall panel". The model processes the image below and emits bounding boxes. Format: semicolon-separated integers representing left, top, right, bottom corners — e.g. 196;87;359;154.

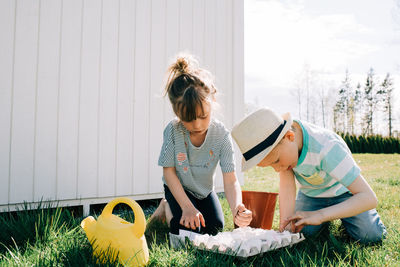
77;0;102;199
233;0;244;125
133;0;151;194
116;0;136;196
179;0;193;51
57;0;82;200
98;0;119;197
9;0;39;203
0;0;15;204
34;0;62;201
225;0;233;129
233;0;245;182
163;0;180;127
192;0;205;62
204;0;216;75
0;0;244;207
148;0;166;193
215;0;229;123
215;0;230;190
225;0;235;184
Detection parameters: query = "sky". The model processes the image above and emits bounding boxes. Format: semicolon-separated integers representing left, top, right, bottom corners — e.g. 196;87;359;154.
244;0;400;133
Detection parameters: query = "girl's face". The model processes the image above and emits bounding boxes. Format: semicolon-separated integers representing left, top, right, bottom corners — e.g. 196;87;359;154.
180;101;212;136
256;131;299;172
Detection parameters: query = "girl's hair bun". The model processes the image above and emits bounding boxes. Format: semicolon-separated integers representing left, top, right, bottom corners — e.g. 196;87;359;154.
164;53;217;120
170;54;198;75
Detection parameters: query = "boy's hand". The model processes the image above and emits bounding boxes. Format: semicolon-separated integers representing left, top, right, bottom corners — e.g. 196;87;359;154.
234;204;252;227
180;206;206;230
280;210;324;233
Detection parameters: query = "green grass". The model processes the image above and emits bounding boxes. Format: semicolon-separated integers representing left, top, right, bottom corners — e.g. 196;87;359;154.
0;154;399;266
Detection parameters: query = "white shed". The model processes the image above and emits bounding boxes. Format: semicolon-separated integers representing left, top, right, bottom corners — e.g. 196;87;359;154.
0;0;244;215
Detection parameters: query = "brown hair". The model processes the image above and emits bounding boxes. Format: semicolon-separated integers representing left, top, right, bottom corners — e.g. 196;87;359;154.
164;54;217;122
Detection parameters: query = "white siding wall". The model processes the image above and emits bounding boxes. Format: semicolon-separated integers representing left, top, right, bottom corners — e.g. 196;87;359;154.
0;0;244;212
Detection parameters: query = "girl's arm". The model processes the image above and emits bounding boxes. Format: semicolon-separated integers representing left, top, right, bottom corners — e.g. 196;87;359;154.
163;167;206;229
287;175;377;232
223;172;252;227
278;169;297;232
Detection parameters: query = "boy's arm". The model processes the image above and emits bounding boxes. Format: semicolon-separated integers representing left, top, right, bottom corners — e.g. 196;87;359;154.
163;167;206;229
320;175;377;221
287;175;378;231
278;170;297;231
223;172;252;227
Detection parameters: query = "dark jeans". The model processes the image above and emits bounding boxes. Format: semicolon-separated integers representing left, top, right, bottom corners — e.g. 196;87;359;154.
164;184;224;235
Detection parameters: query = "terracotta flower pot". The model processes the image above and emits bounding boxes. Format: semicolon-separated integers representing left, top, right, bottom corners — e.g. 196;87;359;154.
241;191;278;230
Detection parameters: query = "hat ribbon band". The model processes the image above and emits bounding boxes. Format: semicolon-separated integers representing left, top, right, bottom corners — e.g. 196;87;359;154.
243;120;287;161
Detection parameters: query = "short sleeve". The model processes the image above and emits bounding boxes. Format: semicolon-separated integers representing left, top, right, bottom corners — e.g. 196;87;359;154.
320;141;361;187
219;133;236;173
158;122;175;167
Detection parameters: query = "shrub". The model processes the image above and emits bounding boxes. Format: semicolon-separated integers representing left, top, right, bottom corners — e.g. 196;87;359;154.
338;133;400;153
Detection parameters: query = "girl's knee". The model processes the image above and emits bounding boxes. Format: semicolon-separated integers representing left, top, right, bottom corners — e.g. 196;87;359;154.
300;224;325;237
169;217;182;235
210;220;224;235
205;218;224;235
215;218;224;230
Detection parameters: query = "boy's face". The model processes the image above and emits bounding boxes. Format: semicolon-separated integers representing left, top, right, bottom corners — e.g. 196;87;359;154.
256;131;299;172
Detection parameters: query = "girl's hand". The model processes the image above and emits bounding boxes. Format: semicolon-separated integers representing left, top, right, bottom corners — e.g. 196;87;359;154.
280;210;324;233
279;220;294;232
234;204;252;227
180;206;206;230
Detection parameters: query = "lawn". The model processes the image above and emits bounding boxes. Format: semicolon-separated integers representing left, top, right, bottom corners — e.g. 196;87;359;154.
0;154;399;266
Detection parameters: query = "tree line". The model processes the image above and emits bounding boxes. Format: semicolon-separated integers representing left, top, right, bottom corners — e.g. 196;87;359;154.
333;68;396;137
292;65;398;138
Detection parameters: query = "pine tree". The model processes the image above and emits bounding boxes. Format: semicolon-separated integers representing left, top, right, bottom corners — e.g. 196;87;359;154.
343;70;353;134
302;64;312;122
378;73;395;137
348;96;355;134
334;71;350;133
353;83;363;135
320;86;327;128
333;104;340;132
362;68;378;135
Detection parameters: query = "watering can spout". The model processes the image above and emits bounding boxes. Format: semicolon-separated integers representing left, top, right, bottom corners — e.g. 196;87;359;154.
81;216;96;240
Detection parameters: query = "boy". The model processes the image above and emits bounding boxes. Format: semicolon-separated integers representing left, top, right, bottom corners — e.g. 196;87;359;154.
231;107;386;243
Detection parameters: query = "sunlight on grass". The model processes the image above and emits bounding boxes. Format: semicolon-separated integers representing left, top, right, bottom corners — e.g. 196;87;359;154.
0;154;399;266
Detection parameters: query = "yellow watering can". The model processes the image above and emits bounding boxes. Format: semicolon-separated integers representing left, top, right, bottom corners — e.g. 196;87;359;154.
81;197;149;266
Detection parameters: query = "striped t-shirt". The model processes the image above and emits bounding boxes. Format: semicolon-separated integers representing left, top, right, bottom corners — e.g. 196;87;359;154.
158;118;235;199
293;120;361;198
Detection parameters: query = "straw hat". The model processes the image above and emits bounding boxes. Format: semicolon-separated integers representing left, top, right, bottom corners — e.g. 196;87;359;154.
231;107;292;172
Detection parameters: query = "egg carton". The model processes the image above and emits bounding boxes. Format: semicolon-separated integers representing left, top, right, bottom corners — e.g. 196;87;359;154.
169;227;305;258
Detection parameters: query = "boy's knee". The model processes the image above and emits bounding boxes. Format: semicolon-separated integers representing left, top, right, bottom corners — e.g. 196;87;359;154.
348;224;387;244
343;210;387;243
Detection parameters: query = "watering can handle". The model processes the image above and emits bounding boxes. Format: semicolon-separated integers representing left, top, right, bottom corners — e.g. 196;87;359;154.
102;197;146;238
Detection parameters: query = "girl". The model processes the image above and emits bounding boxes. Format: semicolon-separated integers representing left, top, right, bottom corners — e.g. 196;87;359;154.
151;54;252;235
